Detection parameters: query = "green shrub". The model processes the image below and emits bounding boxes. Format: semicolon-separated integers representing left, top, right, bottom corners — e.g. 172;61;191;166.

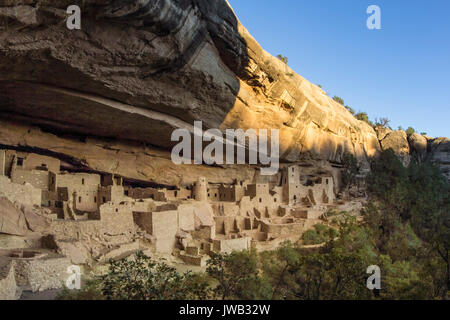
341;152;359;193
56;252;211;300
355;112;374;127
374;117;391;128
276;54;288;64
56;279;104;300
332;96;344;105
100;251;210;300
303;224;337;245
206;249;271;300
345;105;355;115
406;127;416;135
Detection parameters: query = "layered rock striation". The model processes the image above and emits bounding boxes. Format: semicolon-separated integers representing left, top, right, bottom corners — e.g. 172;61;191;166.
0;0;447;184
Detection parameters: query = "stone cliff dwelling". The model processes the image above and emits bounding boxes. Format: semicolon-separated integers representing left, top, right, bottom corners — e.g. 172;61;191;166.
0;147;351;297
0;0;447;302
0;148;340;267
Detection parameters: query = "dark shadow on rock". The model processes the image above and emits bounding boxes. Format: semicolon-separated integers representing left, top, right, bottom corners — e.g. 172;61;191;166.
0;0;249;151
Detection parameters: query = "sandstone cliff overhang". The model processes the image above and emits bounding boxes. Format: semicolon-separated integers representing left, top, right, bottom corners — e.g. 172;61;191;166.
0;0;380;166
2;1;447;185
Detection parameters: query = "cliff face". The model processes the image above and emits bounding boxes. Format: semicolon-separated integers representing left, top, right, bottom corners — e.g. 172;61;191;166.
374;126;450;180
428;138;450;180
0;0;447;184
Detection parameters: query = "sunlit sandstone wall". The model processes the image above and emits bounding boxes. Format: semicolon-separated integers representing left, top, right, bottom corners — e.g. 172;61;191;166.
0;1;381;188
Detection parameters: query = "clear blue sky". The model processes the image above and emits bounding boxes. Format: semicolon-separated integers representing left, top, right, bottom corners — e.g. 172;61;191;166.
228;0;450;138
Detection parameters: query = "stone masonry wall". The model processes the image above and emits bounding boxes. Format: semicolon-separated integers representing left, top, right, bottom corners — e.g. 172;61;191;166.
0;259;18;300
0;176;41;206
